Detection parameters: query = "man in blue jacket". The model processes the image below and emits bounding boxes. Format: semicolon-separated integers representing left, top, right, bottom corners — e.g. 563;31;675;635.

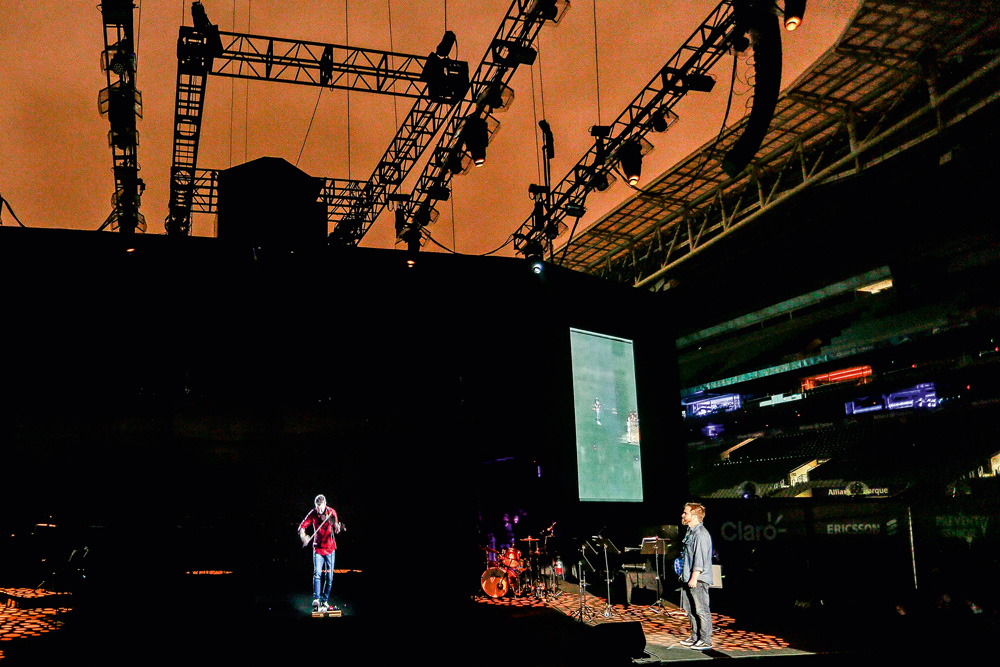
679;502;714;650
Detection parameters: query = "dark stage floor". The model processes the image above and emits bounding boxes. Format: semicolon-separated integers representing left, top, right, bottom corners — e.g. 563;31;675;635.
3;573;995;665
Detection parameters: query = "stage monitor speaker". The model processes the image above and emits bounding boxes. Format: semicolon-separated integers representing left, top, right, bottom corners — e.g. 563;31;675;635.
591;620;646;662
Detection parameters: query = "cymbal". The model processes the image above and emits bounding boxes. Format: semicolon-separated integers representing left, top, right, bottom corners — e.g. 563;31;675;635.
519;537;540;542
480;546;499;553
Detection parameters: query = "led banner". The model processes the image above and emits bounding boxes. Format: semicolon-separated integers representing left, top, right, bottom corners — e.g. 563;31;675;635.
569;328;643;502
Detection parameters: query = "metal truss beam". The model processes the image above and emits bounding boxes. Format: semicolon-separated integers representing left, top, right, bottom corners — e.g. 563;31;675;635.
165;2;450;236
331;0;562;247
188;167;367;225
211;32;431;98
165;22;219;236
560;0;1000;289
510;0;740;259
97;0;144;234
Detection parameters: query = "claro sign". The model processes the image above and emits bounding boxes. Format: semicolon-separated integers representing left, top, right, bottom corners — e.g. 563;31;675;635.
719;512;900;542
720;512;788;542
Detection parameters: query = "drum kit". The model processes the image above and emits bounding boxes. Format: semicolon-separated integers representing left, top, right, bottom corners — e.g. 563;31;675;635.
479;537;561;599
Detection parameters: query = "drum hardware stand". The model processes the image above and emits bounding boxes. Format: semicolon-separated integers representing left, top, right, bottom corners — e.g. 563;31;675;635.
591;535;620;619
570;540;598;623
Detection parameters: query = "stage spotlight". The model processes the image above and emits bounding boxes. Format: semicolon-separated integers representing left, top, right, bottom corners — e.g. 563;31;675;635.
462;116;489;166
592;171;616;192
784;0;806;31
394;208;408;235
420;53;470;104
478;81;515;113
618;140;643;186
491;40;537;66
528;183;549;199
106;38;135;76
564;202;586;217
660;67;715;93
387;192;411;209
532;200;546;233
436;30;457;57
427;184;450;201
529;0;570;22
650;108;676;133
531;262;543;274
521;237;544;261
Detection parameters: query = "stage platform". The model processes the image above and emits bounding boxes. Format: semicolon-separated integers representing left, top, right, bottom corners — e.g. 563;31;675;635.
3;574;994;665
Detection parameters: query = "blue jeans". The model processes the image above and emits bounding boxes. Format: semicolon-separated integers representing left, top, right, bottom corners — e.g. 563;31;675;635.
313;550;335;603
680;581;712;644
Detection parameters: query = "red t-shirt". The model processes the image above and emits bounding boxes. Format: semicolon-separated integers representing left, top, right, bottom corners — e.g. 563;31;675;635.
299;508;337;555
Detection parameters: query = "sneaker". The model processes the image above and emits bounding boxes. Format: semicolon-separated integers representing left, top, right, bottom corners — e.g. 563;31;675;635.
678;637;698;647
312;599;320;610
318;602;329;612
690;641;713;650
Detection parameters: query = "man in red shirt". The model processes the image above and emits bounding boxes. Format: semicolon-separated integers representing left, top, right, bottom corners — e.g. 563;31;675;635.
298;494;342;612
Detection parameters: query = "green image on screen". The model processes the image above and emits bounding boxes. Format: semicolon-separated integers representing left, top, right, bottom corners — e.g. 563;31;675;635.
569;328;643;502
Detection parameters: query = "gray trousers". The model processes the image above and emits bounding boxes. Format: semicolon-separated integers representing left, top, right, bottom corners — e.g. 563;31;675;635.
680;581;712;643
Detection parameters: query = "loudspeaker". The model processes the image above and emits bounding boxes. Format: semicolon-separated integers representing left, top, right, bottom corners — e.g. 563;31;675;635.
591;620;647;662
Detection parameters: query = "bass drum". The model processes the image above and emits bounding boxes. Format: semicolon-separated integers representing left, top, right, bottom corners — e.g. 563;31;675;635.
480;568;509;598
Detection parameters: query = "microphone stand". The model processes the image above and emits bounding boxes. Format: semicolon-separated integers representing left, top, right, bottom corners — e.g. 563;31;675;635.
591;535;620;619
650;537;666;613
570;540;597;623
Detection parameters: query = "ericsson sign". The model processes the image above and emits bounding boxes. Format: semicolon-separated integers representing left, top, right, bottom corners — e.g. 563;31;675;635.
720;512;788;542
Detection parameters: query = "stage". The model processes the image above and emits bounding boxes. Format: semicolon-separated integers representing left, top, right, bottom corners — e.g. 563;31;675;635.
4;571;987;665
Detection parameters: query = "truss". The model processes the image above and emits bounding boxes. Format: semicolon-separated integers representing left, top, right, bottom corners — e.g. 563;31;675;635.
511;0;741;258
553;0;1000;289
211;31;432;99
165;2;450;236
188;168;368;222
97;0;145;234
331;0;555;245
389;1;565;248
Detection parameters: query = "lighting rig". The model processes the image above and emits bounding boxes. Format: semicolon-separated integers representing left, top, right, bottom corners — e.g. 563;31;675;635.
512;0;794;261
165;1;468;236
97;0;145;234
339;0;570;250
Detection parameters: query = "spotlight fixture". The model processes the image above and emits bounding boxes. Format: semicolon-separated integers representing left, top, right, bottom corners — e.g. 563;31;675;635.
650;108;675;133
436;30;457;57
462;115;490;167
531;262;543;274
394;208;408;235
106;38;135;76
491;40;537;66
531;200;546;233
387;192;411;208
420;53;470;104
520;237;545;261
564;202;586;218
660;67;716;93
617;140;643;187
589;125;612;138
783;0;806;31
523;0;571;23
478;81;515;113
427;184;450;201
591;171;616;192
528;183;550;199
